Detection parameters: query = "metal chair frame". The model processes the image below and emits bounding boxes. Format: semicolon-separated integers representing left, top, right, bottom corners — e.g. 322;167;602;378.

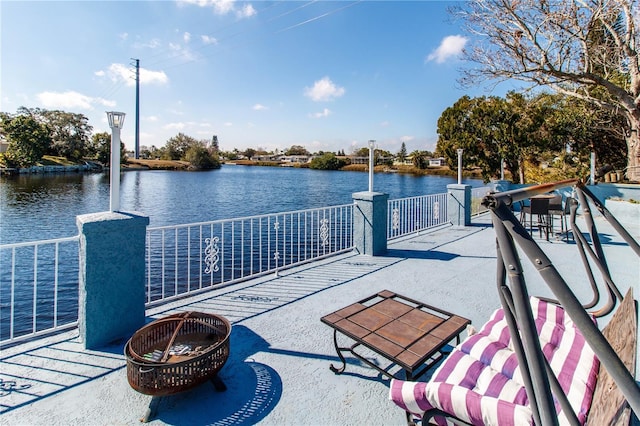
520;197;551;239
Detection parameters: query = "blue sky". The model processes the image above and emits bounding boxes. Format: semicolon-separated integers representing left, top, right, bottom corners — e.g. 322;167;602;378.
2;1;517;155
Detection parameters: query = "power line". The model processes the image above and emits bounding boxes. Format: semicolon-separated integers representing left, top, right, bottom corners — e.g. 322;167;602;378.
143;1;362;73
275;0;362;34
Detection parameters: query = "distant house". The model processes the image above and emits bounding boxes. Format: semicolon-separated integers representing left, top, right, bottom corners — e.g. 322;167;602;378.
253;154;280;162
280;155;311;164
428;157;447;167
393;155;414;166
348;156;369;165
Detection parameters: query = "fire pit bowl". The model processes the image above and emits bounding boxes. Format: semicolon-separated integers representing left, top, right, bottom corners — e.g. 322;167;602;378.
124;311;231;396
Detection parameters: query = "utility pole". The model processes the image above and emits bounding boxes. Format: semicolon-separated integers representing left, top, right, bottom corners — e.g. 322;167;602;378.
131;58;140;159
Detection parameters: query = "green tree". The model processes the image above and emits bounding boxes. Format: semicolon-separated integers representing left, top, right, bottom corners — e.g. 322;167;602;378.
18;107;92;160
2;114;51;167
243;148;256;160
398;142;407;163
285;145;310;156
90;132;111;164
411;151;431;169
310;152;347;170
165;133;199;160
184;143;221;169
354;147;369;157
454;0;640;181
436;93;550;183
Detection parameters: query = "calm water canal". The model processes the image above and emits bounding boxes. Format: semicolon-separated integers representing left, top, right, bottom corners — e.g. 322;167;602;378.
1;166;484;340
1;165;482;244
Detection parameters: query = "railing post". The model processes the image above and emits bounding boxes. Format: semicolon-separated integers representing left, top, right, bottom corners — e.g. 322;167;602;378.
353;191;388;256
77;211;149;349
447;184;471;227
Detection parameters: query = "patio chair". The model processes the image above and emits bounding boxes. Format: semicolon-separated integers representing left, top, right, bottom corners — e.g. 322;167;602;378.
549;196;575;241
389;180;639;426
520;197;551;239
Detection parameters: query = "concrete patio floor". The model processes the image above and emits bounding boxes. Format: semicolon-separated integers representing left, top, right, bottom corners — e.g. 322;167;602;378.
1;213;638;425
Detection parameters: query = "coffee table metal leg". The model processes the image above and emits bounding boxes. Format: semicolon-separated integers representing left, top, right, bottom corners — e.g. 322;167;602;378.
329;329;347;374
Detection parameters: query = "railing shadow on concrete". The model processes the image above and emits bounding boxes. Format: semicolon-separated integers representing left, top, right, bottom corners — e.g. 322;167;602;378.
0;332;126;414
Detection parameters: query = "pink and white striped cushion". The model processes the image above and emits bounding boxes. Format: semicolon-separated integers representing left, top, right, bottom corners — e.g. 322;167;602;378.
389;297;600;425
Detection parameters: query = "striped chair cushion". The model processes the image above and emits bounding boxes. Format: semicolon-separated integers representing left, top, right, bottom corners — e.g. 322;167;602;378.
389;297;600;425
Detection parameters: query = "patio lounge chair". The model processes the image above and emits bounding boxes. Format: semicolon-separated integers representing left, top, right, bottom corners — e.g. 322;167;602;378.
389;180;639;426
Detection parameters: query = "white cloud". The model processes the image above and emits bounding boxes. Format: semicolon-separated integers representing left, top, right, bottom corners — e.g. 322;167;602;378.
427;35;468;64
119;32;128;41
310;108;331;118
37;91;115;110
168;42;198;61
145;115;159;122
180;0;254;18
212;0;235;14
132;38;161;49
380;121;390;127
164;122;187;130
201;35;218;45
224;122;233;127
141;67;170;85
237;4;256;18
102;63;169;87
252;103;268;111
183;32;191;43
304;77;345;102
94;70;105;77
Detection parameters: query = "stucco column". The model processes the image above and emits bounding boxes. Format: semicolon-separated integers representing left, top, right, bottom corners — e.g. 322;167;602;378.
77;211;149;349
447;184;471;227
353;191;388;256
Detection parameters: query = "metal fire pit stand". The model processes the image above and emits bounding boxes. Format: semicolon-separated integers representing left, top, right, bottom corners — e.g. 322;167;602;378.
124;312;231;423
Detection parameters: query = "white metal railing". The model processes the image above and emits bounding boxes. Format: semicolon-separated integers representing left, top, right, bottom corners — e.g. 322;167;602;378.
0;236;80;346
471;185;493;216
145;203;355;306
0;193;463;345
387;193;449;240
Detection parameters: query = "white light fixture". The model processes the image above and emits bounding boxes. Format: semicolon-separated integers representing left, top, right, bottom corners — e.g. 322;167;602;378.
457;148;464;185
368;140;376;192
106;111;126;212
107;111;126;129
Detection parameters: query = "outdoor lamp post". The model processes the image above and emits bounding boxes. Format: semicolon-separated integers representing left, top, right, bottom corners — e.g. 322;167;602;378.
106;111;126;212
457;148;463;185
368;140;376;192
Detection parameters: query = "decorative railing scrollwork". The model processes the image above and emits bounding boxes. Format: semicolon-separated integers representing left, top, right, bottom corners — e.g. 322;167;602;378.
320;218;329;247
204;236;220;274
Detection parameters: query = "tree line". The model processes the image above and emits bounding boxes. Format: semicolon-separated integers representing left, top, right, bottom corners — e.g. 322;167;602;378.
435;92;626;183
0;107;220;170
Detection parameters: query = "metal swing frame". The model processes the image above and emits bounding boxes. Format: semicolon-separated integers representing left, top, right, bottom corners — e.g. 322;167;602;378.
480;178;639;426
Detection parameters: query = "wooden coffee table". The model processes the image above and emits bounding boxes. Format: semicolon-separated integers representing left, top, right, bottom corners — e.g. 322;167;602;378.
321;290;470;380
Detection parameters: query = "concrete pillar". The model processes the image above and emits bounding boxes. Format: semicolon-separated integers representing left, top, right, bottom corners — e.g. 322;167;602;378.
77;211;149;349
447;184;471;227
353;191;388;256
